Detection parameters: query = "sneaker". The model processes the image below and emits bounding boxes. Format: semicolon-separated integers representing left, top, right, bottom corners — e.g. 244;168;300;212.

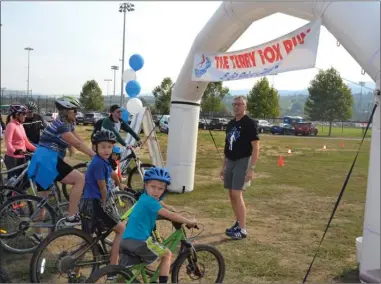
63;214;81;227
69;273;87;283
225;221;239;233
225;227;247;240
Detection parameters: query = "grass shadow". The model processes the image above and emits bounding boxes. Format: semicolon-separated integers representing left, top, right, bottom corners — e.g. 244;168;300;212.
333;267;360;283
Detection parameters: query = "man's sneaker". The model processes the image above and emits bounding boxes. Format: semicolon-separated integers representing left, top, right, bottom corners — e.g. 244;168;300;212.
225;227;247;240
225;221;239;233
63;214;81;227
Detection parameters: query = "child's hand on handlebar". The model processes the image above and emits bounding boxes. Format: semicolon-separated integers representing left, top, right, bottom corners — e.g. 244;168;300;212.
186;218;198;229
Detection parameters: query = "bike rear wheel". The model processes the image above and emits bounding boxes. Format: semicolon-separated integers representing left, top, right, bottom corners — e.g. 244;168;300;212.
30;227;102;283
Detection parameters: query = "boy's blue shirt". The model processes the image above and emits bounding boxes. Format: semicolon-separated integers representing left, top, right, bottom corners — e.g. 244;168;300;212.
122;192;163;241
82;154;113;199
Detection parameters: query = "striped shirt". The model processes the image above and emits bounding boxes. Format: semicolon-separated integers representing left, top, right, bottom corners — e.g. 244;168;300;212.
39;118;74;158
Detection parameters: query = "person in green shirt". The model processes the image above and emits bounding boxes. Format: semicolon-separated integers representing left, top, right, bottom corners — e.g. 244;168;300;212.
92;105;141;147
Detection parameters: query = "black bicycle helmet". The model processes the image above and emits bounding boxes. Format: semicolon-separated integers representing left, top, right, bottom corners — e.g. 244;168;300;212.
55;96;84;110
92;130;117;145
8;104;27;115
26;101;37;112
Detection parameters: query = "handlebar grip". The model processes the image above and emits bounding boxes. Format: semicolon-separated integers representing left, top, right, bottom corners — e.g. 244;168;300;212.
186;224;199;230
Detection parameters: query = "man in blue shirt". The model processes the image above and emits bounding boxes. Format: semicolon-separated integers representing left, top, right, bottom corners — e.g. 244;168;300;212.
119;167;197;284
79;130;125;280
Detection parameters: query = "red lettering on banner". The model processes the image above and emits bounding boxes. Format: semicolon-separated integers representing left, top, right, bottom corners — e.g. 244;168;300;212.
229;55;236;68
234;55;242;68
237;54;247;68
248;51;256;67
257;50;266;65
223;56;230;69
263;46;275;64
272;44;283;61
283;40;293;54
306;28;311;33
243;53;251;67
215;56;221;69
292;36;298;48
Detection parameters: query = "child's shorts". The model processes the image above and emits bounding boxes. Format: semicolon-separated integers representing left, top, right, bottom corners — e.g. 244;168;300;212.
79;199;119;235
119;237;166;267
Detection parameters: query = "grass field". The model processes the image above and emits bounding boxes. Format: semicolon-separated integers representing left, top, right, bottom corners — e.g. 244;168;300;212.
0;125;371;283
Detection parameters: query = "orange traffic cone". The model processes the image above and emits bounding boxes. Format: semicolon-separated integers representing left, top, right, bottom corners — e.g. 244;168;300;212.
340;142;345;148
278;156;285;167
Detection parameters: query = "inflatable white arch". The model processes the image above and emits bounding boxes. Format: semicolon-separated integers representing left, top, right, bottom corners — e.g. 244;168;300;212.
166;1;380;282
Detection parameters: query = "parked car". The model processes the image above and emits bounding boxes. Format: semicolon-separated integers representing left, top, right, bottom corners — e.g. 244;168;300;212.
209;118;229;130
160;121;169;134
256;119;272;133
199;118;211;130
76;111;84;125
294;122;318;136
271;123;295;135
84;112;104;126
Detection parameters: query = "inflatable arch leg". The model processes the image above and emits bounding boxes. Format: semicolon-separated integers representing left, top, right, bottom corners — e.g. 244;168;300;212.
167;2;379;280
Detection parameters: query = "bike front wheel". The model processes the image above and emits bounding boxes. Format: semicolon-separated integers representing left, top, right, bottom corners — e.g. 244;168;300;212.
0;194;57;254
171;244;226;283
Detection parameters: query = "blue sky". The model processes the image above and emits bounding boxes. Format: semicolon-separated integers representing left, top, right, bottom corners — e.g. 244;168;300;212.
1;1;374;96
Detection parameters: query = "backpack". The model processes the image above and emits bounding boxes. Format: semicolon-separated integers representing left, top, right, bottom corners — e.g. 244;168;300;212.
91;118;105;141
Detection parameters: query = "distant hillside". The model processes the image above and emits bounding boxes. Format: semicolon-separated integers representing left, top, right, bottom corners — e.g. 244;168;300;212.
228;81;375;97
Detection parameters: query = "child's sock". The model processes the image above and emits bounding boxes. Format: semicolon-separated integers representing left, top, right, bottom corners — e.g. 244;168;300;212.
159;276;168;283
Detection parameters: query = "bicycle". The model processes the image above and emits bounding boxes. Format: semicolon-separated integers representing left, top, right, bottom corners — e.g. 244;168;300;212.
61;146;154;201
87;221;225;283
0;181;135;255
29;206;188;283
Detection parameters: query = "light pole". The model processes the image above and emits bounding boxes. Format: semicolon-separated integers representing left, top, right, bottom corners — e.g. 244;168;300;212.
119;2;135;107
359;81;365;115
111;65;119;96
24;47;34;97
104;79;112;96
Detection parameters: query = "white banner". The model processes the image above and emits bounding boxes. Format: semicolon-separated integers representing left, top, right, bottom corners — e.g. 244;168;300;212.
192;19;322;82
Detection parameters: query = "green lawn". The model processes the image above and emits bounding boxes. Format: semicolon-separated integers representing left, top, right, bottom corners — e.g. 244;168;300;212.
1;126;371;283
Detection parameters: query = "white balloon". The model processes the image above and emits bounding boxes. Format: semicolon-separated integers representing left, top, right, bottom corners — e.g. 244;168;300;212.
126;98;143;114
122;69;137;82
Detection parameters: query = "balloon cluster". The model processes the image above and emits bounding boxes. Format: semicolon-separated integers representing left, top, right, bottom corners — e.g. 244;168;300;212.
122;54;145;117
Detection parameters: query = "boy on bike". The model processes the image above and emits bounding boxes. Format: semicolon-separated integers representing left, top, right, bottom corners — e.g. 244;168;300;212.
119;167;197;284
79;130;125;280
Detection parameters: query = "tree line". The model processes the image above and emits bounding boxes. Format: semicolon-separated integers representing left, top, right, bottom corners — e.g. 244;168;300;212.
79;67;354;136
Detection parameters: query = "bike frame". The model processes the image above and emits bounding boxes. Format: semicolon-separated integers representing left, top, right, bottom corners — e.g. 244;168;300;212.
0;158;37;196
125;228;187;284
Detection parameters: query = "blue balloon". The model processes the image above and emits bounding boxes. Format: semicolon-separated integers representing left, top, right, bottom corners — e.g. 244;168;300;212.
121;107;130;122
125;80;141;97
129;54;144;71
